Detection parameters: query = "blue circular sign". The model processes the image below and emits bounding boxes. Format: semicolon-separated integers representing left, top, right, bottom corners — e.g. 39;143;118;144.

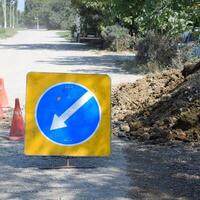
35;83;101;146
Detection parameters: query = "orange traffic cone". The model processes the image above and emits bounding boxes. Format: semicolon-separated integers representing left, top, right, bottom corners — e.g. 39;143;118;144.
8;98;24;141
0;78;9;108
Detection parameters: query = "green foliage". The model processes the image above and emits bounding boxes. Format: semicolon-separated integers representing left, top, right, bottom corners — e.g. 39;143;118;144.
57;30;72;40
72;0;145;28
101;25;133;51
24;0;48;27
47;0;75;30
135;0;194;36
135;31;178;69
78;5;103;36
72;0;200;37
24;0;76;30
0;28;17;39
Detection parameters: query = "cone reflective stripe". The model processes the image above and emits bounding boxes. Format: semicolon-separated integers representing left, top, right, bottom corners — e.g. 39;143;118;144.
0;79;9;108
9;98;24;141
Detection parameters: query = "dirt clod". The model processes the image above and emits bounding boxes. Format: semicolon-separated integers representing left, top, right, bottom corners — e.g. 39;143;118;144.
120;123;131;133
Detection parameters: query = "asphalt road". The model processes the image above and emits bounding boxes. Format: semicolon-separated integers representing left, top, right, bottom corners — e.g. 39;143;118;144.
0;132;199;200
0;30;141;107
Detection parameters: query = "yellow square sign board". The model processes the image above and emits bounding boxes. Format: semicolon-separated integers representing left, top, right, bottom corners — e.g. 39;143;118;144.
25;72;111;156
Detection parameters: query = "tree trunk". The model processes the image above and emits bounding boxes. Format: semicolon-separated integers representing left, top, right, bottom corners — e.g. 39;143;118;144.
36;18;39;30
10;1;12;28
2;0;7;28
12;3;15;28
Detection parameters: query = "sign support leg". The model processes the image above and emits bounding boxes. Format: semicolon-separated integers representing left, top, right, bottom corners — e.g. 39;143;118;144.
66;157;70;168
39;157;97;169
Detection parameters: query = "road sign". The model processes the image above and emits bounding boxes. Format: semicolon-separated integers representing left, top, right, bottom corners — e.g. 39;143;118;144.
36;83;101;146
25;72;111;156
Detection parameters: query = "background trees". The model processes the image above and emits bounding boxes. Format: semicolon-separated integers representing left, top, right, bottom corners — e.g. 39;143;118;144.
24;0;75;30
135;0;199;36
1;0;199;34
1;0;18;28
72;0;199;36
72;0;200;68
18;0;200;36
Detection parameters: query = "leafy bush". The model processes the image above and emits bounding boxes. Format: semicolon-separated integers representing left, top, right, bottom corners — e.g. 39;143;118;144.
135;1;193;36
101;25;133;51
135;31;178;70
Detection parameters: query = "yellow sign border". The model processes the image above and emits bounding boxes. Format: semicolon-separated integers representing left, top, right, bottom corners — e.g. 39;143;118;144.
24;72;111;156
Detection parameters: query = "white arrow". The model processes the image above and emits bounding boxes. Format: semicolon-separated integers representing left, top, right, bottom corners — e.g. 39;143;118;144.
50;91;93;131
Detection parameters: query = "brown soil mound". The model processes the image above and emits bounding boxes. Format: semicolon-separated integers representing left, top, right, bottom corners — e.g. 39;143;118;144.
112;69;184;121
112;61;200;143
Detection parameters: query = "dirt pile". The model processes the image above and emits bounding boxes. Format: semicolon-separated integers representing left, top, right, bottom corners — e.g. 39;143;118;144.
112;69;184;121
112;61;200;143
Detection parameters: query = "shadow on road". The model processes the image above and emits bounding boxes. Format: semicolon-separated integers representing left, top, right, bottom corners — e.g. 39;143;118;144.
0;138;125;169
125;142;200;199
0;41;140;75
0;131;199;199
0;135;131;199
37;55;139;75
0;43;89;51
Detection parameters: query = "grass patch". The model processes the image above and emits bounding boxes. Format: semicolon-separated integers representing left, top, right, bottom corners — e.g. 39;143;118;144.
0;28;17;39
57;30;72;40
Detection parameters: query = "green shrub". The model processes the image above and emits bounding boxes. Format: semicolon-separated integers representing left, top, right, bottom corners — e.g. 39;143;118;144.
101;25;133;51
135;31;178;70
57;30;72;40
135;3;193;36
193;30;200;42
0;28;17;39
0;29;6;35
